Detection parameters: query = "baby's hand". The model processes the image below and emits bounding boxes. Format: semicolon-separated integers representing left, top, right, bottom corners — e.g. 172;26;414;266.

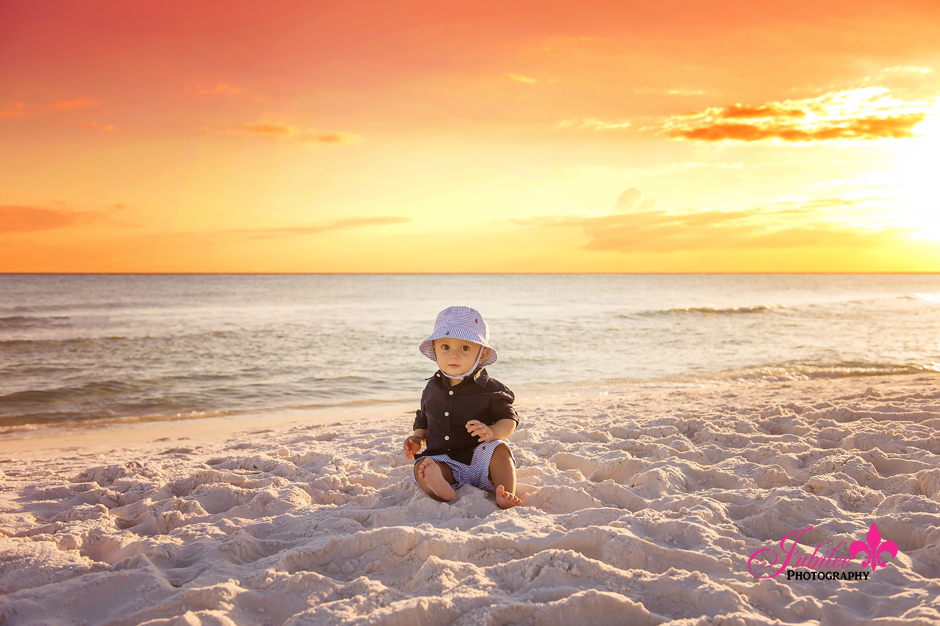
403;435;423;460
466;420;494;443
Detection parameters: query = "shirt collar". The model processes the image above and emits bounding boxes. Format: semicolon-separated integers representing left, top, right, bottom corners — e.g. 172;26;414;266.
431;367;489;387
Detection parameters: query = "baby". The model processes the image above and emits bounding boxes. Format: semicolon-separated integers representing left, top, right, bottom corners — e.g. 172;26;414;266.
403;306;523;509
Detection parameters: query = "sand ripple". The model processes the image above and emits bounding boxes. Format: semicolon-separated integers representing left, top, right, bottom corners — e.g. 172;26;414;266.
2;375;940;625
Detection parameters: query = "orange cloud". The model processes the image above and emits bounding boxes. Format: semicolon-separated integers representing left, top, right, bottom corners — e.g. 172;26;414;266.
241;122;294;136
195;83;241;94
719;104;807;119
882;66;932;75
508;74;538;83
0;102;25;117
236;122;361;144
313;133;357;144
574;210;902;253
103;217;410;253
76;122;115;131
0;205;97;233
235;216;410;240
670;114;925;142
665;88;934;142
519;192;902;254
556;118;631;130
634;87;706;96
50;100;102;109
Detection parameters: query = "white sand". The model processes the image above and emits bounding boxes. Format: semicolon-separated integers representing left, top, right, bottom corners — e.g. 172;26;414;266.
2;374;940;625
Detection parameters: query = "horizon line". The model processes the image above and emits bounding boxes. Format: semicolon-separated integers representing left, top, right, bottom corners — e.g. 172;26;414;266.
3;271;940;276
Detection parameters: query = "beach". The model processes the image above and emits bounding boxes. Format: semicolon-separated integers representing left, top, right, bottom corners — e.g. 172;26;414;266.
5;0;940;620
2;372;939;625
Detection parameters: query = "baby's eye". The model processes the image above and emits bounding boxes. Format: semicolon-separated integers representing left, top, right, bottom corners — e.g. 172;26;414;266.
460;345;470;351
440;344;450;350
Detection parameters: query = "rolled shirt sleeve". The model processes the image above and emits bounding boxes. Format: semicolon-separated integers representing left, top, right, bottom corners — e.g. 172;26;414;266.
487;390;519;426
413;408;428;431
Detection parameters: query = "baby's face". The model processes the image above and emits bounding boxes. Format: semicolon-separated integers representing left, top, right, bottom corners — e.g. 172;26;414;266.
433;338;487;377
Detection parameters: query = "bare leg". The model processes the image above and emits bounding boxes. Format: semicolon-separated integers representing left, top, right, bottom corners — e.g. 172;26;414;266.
414;457;456;502
488;444;522;509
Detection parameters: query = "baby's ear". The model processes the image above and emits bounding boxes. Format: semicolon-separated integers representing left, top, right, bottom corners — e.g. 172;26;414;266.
481;347;490;361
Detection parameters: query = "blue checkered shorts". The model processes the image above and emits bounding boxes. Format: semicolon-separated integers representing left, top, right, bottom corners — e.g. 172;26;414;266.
413;440;513;492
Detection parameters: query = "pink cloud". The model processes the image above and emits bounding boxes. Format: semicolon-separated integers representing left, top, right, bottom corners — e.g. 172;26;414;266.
195;83;241;94
235;122;361;144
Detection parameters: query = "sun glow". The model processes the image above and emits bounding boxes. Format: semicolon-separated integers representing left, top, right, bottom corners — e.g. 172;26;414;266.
3;2;940;272
889;99;940;241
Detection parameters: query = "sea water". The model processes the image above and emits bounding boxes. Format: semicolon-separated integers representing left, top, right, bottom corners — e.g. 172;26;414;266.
2;274;939;430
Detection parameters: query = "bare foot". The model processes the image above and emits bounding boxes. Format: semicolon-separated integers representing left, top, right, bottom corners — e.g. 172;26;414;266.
495;484;522;509
416;458;456;502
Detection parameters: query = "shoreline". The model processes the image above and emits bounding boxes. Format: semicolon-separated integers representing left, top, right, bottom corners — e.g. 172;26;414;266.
2;371;937;457
5;365;937;445
2;372;938;624
0;405;409;459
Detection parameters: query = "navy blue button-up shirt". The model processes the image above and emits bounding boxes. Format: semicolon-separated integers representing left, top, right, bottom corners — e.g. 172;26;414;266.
413;368;519;465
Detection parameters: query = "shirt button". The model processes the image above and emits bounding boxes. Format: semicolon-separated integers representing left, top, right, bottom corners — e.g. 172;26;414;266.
444;412;449;416
444;436;450;441
449;391;453;395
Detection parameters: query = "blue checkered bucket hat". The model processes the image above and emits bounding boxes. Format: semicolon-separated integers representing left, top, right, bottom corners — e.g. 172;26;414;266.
419;306;498;368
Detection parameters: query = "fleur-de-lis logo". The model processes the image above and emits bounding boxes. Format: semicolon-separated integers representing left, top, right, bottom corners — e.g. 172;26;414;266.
850;523;898;572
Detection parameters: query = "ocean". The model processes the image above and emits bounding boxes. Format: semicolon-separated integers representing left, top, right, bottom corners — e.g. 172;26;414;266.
2;274;939;432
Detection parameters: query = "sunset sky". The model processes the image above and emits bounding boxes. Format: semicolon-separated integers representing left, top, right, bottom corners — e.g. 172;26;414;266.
2;0;940;272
